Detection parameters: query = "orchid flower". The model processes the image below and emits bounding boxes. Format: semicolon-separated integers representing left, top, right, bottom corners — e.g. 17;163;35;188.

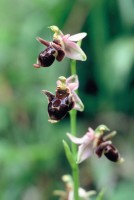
67;125;124;164
42;75;84;123
57;75;84;112
53;174;96;200
33;25;87;68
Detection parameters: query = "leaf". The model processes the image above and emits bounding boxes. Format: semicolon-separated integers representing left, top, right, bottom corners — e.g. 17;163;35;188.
62;140;76;169
96;189;105;200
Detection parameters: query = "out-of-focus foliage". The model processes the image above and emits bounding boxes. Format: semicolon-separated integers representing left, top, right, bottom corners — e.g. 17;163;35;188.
0;0;134;199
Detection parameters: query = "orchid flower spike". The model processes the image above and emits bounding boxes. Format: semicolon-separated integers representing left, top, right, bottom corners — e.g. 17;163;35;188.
67;125;124;164
33;25;87;68
53;174;96;200
42;75;84;123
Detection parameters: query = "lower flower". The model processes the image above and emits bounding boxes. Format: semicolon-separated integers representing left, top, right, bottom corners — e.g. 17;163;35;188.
53;174;96;200
67;125;124;164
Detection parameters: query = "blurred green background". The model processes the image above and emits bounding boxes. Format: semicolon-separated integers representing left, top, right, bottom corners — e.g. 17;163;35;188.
0;0;134;199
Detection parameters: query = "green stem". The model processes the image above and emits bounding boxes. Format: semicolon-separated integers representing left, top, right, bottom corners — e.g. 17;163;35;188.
70;110;77;154
72;164;79;200
70;59;80;200
71;59;76;75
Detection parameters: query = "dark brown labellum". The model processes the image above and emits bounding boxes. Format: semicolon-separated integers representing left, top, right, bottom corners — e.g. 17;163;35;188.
48;95;74;121
38;46;57;67
104;144;119;162
36;37;65;67
95;141;120;162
